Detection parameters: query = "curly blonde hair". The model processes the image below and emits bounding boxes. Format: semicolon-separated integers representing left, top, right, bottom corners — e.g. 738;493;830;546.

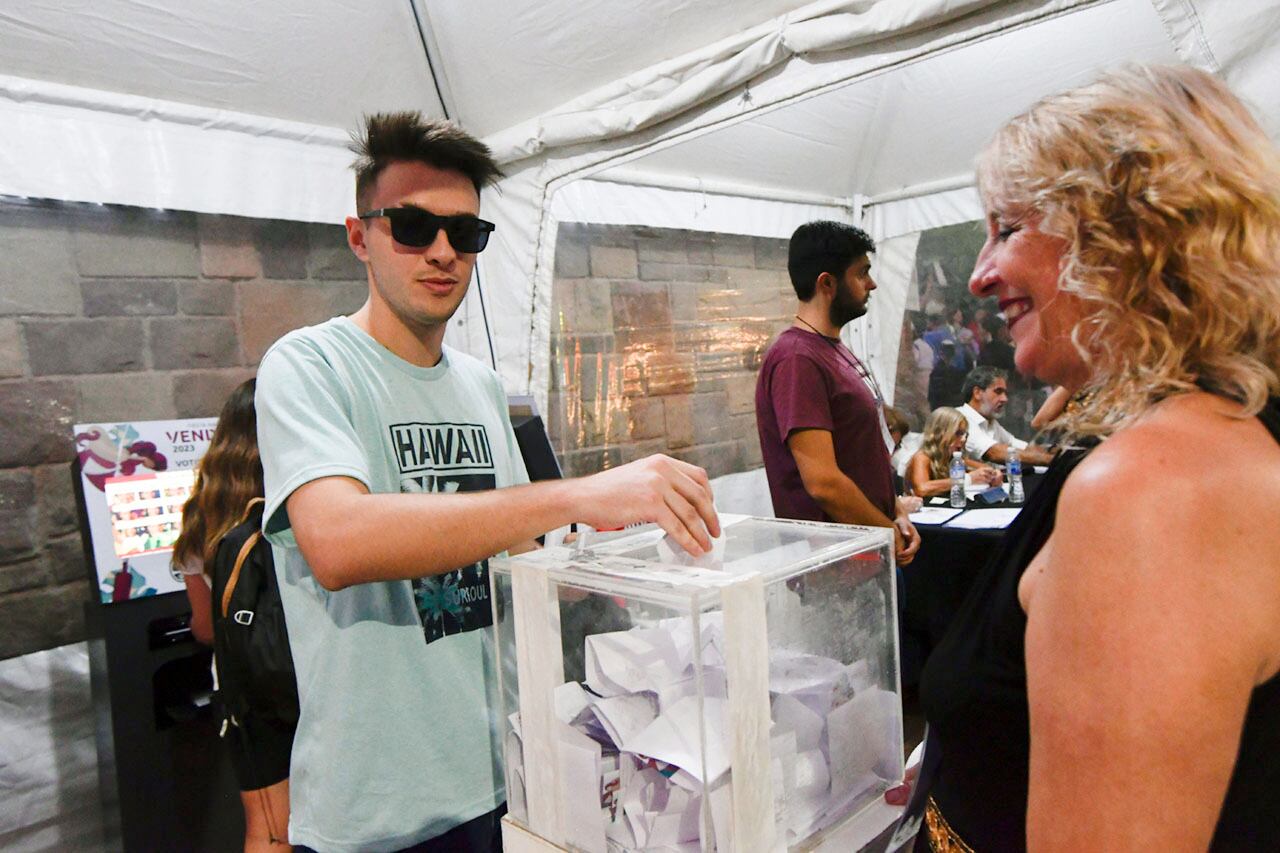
172;379;263;573
975;64;1280;438
920;407;968;480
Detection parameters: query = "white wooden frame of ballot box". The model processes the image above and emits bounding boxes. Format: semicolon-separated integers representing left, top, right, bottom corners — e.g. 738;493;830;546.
494;516;905;853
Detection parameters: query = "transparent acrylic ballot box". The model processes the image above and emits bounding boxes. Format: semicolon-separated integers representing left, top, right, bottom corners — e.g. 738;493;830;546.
490;515;904;853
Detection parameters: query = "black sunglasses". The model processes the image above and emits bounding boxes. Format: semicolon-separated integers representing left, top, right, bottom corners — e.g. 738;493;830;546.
359;207;495;253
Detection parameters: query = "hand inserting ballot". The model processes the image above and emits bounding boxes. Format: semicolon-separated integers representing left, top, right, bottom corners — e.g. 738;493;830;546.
574;454;721;556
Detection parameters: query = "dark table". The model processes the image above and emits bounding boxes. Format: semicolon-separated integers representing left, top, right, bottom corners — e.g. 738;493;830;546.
899;472;1044;688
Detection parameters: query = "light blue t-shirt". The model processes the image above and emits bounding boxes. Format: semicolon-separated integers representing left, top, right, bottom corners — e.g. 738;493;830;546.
255;316;529;852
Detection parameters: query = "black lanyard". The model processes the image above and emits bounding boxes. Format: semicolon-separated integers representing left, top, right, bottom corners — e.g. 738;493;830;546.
794;316;885;404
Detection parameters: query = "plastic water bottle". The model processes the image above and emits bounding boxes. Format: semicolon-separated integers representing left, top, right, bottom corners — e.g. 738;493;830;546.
1007;447;1025;504
949;451;966;508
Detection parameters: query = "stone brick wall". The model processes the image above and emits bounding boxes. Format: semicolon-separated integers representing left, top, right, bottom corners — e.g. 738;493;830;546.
548;222;794;480
0;199;366;659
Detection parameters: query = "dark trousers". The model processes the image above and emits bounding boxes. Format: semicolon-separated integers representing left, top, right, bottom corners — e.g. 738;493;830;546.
294;803;505;853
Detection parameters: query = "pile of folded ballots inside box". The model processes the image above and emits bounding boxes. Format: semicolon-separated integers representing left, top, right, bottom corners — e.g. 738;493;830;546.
504;612;901;851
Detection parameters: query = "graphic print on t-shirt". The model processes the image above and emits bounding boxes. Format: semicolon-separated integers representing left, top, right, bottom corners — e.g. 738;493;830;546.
390;421;496;645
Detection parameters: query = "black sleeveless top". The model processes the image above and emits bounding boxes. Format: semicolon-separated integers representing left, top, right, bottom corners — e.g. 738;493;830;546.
917;397;1280;850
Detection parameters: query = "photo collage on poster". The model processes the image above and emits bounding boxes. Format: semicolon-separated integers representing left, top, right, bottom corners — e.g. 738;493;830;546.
105;470;197;559
74;418;218;603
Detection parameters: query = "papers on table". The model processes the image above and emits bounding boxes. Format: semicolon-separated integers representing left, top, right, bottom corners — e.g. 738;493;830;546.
908;506;962;525
943;507;1022;529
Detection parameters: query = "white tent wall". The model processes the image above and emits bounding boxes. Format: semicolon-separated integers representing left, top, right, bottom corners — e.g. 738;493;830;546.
0;75;355;224
485;0;1088;165
864;183;983;243
840;231;921;408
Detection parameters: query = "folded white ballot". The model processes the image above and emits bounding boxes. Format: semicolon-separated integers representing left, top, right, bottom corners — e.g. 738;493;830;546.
708;777;735;850
655;526;727;569
584;627;690;697
556;721;608;853
622;695;730;784
772;692;825;753
504;728;527;823
553;680;591;724
655;666;727;713
587;692;657;749
622;766;703;848
770;648;848;716
828;688;900;794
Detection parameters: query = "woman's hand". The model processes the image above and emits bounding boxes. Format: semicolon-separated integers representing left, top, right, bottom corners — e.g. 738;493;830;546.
885;752;922;805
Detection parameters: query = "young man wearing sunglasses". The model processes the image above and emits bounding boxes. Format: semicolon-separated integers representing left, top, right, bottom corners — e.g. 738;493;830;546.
254;113;719;853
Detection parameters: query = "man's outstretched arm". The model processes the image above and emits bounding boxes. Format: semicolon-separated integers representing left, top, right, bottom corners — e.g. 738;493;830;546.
288;454;720;591
982;441;1054;466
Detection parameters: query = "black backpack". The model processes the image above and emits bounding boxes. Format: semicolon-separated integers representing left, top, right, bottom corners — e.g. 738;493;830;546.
210;498;300;727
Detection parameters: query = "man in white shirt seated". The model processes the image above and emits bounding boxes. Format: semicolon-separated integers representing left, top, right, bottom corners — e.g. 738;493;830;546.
958;366;1055;466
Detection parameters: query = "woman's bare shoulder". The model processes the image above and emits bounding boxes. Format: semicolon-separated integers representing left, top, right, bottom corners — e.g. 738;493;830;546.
1048;392;1280;680
1069;392;1280;497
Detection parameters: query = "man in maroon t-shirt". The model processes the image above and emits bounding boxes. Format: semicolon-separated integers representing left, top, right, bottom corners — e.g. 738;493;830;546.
755;221;920;565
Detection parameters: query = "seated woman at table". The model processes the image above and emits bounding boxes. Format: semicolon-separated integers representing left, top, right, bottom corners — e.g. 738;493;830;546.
905;406;1003;498
912;65;1280;850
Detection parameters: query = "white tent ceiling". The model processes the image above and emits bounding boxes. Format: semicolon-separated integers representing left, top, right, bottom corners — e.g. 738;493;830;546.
615;0;1180;203
0;0;808;138
424;0;808;133
0;1;444;129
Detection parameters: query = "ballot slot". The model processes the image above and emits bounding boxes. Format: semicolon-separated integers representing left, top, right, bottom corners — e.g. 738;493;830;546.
147;613;194;649
491;515;903;852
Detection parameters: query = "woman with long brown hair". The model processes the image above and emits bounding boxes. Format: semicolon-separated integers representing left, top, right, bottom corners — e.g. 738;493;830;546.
174;379;264;641
174;378;291;851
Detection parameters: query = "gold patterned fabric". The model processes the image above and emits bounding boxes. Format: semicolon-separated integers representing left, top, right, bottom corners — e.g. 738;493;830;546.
924;796;977;853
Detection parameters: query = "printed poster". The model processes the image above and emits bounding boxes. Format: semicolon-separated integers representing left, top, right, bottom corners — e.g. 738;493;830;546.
74;418;218;603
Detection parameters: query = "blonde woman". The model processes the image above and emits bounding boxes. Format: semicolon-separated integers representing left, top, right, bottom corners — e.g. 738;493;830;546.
905;407;1003;498
914;66;1280;850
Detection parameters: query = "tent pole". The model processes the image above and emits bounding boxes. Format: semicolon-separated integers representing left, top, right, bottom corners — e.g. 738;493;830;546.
408;0;497;371
864;174;974;208
594;165;852;210
408;1;454;121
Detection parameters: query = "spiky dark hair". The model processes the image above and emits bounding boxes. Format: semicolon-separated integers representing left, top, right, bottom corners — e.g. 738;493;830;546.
349;112;504;211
